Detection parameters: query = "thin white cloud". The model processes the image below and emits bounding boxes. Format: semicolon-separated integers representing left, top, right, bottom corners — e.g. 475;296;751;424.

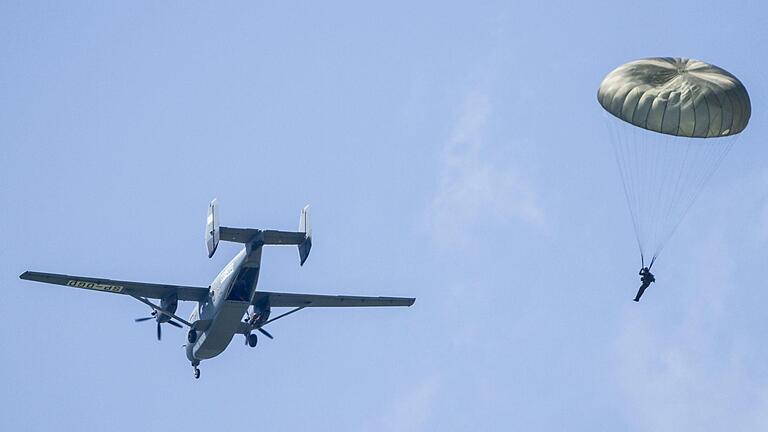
363;376;440;432
428;92;546;247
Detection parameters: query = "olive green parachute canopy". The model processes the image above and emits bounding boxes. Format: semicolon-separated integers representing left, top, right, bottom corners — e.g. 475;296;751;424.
599;58;751;267
598;58;751;138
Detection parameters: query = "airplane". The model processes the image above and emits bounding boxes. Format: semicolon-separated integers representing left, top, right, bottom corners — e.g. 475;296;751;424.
20;200;415;379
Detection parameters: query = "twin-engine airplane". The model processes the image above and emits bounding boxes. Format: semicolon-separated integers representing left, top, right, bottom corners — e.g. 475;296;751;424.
20;200;415;378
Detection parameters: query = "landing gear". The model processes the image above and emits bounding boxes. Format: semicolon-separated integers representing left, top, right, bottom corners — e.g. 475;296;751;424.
248;333;258;347
191;360;201;379
187;329;198;344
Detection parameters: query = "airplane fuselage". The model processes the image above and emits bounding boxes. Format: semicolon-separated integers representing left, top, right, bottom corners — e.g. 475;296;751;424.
186;244;262;362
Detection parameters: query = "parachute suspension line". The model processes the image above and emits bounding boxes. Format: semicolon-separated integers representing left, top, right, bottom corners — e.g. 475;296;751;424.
650;137;699;260
607;119;737;265
643;127;664;259
608;118;643;258
627;125;644;255
644;127;666;258
627;123;664;260
629;124;647;256
651;136;735;259
651;135;736;259
633;126;647;251
646;132;684;261
656;137;693;249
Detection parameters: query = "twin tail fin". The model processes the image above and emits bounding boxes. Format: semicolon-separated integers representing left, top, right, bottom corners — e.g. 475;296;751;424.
205;200;312;265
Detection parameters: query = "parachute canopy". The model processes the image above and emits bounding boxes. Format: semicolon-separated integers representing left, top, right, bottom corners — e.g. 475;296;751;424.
598;57;751;138
598;58;750;267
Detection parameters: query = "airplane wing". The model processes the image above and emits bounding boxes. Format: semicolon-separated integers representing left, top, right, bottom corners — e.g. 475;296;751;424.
252;291;415;307
19;271;209;301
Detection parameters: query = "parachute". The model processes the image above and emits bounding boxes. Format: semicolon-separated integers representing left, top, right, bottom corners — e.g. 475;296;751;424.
598;57;751;268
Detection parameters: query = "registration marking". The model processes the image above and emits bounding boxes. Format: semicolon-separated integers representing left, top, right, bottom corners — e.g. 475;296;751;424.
67;280;124;293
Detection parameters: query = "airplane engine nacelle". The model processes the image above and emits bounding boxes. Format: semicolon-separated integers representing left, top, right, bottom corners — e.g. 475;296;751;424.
250;304;271;325
161;296;178;316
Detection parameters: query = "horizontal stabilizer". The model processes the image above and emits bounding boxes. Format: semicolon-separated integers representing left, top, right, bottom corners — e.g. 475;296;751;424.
219;227;258;243
219;228;306;245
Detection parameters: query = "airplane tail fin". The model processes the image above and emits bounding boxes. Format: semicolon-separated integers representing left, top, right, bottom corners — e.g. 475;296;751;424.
206;199;220;258
205;200;312;265
298;205;312;266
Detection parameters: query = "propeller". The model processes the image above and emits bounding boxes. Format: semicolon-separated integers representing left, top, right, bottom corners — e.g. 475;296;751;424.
257;328;274;340
134;310;158;323
135;310;183;341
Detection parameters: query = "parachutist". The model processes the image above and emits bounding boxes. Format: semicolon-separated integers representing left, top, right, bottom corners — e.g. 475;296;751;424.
633;267;655;302
599;58;749;298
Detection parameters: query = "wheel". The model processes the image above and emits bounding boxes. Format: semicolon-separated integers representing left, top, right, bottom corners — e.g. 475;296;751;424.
248;333;258;347
194;368;200;379
188;330;198;344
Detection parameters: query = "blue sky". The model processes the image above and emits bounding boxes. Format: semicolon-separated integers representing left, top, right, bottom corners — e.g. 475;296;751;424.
1;1;767;430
